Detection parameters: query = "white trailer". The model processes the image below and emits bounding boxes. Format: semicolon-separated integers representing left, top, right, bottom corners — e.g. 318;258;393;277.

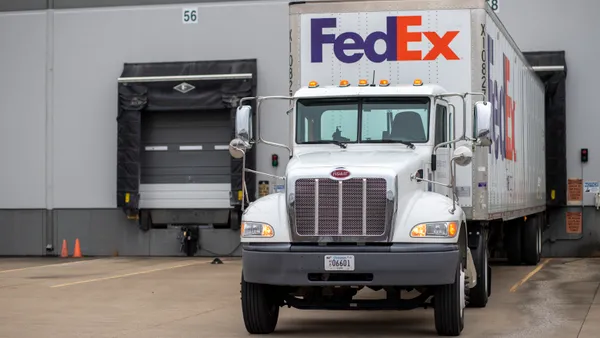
230;0;546;336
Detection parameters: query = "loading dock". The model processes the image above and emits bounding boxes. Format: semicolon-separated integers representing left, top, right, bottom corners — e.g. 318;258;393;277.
116;59;258;253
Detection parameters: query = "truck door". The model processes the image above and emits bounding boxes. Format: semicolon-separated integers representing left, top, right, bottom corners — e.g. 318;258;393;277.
433;102;452;197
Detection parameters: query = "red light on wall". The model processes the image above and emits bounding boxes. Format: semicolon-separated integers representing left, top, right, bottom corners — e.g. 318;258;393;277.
581;148;588;162
271;154;278;167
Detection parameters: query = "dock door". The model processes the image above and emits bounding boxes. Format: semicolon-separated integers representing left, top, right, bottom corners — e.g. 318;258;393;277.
116;59;257;232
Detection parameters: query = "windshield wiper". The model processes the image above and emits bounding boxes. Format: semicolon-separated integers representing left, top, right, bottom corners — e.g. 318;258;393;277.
301;141;348;149
362;139;415;149
326;141;347;149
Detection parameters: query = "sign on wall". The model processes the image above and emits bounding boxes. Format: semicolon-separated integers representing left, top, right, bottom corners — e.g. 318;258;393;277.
487;0;499;12
182;8;198;24
567;178;583;205
566;212;582;234
584;181;600;193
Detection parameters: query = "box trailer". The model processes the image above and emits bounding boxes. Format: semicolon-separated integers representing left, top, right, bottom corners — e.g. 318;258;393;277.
230;0;546;336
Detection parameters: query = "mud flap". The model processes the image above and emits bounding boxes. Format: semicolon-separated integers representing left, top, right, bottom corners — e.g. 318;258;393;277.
466;247;477;288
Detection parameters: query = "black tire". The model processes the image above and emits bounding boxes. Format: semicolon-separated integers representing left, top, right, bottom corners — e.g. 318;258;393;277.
487;263;492;297
504;220;522;265
434;261;465;336
241;273;280;334
521;215;542;265
468;233;489;308
229;209;241;231
138;210;151;232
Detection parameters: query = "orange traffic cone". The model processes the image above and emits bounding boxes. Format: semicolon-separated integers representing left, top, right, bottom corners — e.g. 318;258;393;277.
72;238;82;258
60;239;68;258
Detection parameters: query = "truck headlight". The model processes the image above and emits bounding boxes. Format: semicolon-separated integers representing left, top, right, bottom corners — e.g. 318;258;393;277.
410;221;458;238
241;221;274;238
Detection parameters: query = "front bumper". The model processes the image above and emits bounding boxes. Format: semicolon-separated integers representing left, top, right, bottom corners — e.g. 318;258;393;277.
242;243;460;286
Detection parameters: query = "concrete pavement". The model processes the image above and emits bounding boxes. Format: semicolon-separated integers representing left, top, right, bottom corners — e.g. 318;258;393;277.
0;256;599;337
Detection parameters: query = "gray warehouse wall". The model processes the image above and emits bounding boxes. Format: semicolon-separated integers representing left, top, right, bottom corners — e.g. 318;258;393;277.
498;0;600;257
1;0;599;257
0;1;290;256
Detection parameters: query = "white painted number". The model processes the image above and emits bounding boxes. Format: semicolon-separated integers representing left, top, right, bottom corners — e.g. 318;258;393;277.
182;8;198;24
487;0;499;12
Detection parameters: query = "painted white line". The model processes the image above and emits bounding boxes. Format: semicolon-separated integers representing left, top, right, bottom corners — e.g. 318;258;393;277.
50;260;210;288
214;145;228;150
0;259;101;274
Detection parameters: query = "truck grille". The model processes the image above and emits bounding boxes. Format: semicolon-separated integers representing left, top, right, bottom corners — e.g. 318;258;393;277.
293;178;389;237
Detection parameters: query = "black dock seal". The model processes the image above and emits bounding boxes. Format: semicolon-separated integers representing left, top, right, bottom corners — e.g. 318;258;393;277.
116;59;258;216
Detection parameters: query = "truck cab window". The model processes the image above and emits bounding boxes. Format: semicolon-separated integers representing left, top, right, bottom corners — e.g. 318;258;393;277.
361;98;430;143
321;110;357;142
296;97;430;144
435;105;448;147
296;99;358;143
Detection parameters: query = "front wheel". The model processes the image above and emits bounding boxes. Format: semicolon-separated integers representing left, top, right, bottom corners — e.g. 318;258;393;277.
241;273;280;334
434;261;466;336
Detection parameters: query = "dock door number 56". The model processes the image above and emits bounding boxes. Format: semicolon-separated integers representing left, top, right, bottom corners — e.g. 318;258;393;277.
182;8;198;24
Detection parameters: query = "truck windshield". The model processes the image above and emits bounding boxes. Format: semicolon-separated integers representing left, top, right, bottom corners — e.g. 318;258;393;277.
295;97;430;145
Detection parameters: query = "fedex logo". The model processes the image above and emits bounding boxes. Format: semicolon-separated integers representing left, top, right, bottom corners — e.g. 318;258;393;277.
310;16;460;64
487;35;517;162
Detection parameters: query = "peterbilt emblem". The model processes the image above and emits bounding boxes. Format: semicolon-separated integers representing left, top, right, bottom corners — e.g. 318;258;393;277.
331;169;350;179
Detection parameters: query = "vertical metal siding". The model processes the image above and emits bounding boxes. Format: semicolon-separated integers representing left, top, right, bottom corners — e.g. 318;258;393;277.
0;12;48;208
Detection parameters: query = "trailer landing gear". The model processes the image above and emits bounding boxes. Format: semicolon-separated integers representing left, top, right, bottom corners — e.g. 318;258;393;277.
504;213;543;266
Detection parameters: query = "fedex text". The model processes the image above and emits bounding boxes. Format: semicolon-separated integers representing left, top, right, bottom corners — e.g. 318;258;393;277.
310;16;460;64
487;34;517;162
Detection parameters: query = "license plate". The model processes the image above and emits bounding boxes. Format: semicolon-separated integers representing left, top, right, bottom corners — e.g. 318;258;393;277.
324;255;355;271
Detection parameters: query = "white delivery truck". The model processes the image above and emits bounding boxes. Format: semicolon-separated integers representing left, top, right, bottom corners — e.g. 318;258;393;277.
229;0;546;336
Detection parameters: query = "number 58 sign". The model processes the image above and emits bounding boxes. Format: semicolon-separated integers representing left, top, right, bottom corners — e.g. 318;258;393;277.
486;0;499;12
182;8;198;24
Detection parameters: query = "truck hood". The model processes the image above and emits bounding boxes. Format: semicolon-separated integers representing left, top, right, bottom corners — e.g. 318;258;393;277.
287;149;427;173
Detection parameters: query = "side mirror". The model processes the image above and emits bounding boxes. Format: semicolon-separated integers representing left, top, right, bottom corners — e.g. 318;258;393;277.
229;138;250;159
452;146;473;167
474;101;492;147
235;105;253;143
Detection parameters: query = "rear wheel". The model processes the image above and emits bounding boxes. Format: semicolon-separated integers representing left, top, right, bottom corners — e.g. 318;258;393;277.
434;261;466;336
241;273;280;334
504;220;522;265
522;215;542;265
487;262;492;297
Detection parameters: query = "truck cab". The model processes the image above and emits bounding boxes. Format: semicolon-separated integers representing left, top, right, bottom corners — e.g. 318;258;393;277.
229;78;493;336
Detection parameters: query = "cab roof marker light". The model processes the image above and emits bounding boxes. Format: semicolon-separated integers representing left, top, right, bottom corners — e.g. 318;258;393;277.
379;79;390;87
358;79;369;87
339;79;350;87
413;79;424;86
308;81;319;88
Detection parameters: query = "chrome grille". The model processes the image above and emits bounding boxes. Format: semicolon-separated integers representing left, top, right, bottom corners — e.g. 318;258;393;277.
294;178;388;237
